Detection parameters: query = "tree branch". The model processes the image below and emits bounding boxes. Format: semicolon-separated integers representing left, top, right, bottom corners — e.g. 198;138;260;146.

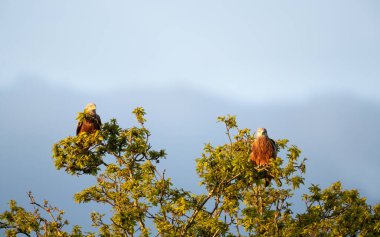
180;186;217;235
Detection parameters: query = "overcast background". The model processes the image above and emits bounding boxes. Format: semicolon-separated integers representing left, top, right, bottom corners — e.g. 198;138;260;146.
1;0;380;232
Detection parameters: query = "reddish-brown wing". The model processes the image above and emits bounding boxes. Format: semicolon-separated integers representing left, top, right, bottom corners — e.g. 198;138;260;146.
76;114;101;135
250;136;276;166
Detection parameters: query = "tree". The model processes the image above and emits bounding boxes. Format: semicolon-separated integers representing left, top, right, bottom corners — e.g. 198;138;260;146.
1;108;379;236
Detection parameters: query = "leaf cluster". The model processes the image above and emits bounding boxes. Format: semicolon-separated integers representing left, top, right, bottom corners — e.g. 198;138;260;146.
0;192;86;237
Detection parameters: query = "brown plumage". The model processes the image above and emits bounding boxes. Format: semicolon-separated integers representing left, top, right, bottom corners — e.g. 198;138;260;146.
76;103;102;135
250;128;277;166
250;128;277;186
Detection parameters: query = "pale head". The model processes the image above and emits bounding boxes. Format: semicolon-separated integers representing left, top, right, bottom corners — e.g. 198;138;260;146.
256;128;268;137
84;103;97;115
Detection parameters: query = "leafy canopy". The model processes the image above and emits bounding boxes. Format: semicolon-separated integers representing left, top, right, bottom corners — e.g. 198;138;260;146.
1;108;379;236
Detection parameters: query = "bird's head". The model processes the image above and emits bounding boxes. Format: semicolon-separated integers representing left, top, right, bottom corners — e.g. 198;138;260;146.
85;103;97;115
257;128;268;137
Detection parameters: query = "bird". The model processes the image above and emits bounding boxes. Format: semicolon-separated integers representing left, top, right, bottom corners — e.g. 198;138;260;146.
250;128;277;166
76;103;102;135
250;128;277;186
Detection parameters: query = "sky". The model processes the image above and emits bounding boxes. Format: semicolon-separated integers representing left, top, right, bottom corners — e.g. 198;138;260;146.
1;0;380;103
1;0;380;233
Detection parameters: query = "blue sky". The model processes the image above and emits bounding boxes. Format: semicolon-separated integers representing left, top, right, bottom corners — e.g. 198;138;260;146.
1;0;379;103
1;0;380;232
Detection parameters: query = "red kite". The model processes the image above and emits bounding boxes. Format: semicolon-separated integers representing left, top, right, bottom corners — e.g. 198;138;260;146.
250;128;277;166
76;103;101;135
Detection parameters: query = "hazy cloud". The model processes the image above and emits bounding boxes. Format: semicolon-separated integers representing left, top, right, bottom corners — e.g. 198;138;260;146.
1;1;379;102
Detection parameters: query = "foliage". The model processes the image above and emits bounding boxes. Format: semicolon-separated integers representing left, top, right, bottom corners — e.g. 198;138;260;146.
1;108;379;236
0;192;85;237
